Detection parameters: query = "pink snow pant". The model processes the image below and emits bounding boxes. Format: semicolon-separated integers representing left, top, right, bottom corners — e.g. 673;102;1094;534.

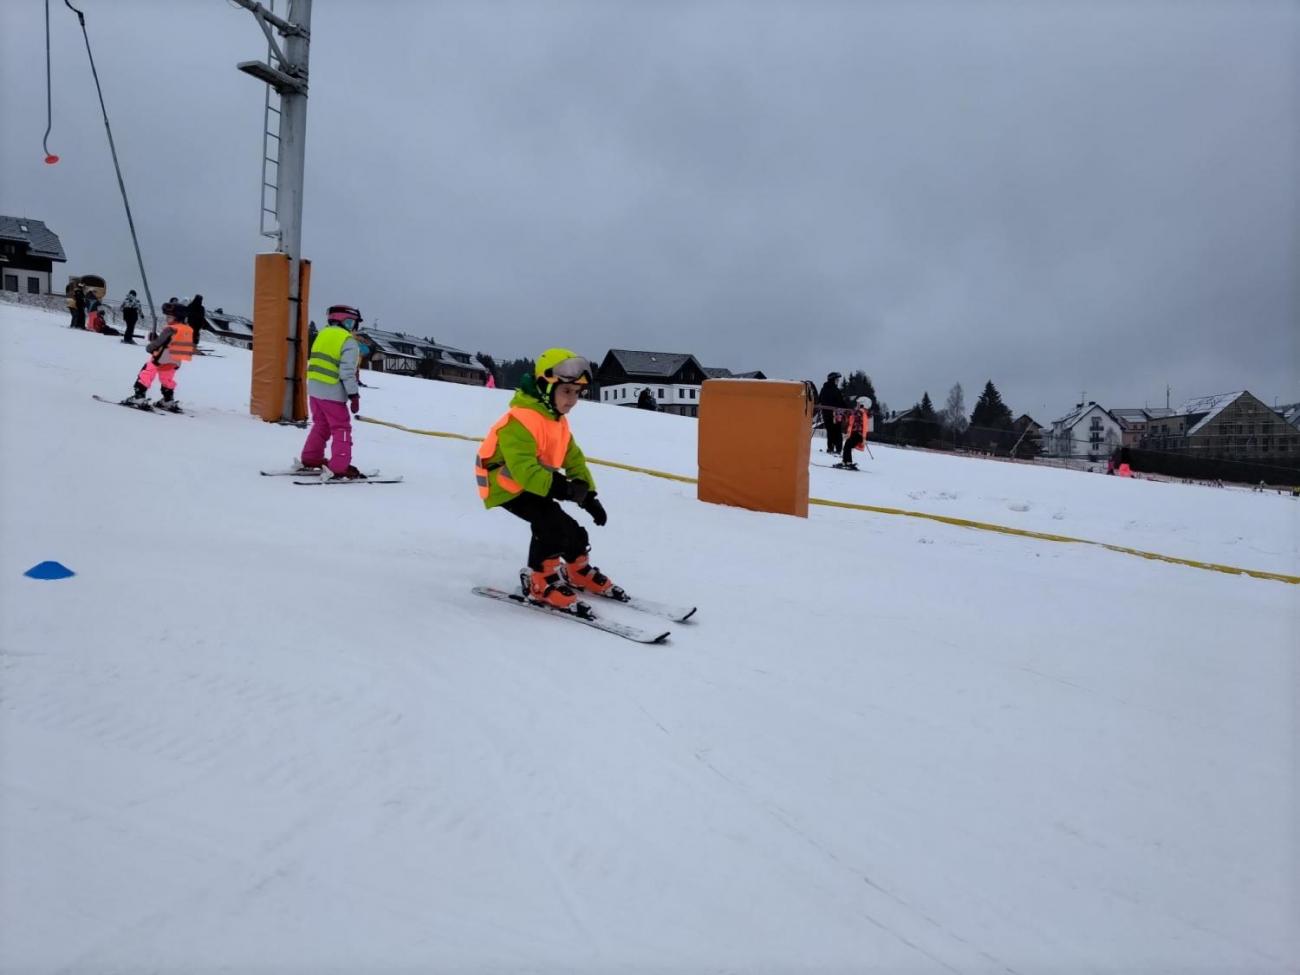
137;360;178;390
302;396;353;474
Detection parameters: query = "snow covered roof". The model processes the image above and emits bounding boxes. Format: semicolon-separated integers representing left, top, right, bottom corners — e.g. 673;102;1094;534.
0;216;66;262
1050;402;1118;430
1278;403;1300;429
1178;391;1246;436
208;310;253;336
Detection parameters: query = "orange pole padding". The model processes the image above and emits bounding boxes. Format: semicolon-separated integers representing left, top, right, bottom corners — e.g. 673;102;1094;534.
697;379;813;518
293;258;311;421
249;253;311;422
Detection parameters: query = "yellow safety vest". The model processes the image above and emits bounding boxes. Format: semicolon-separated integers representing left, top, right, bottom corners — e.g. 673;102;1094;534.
307;325;353;384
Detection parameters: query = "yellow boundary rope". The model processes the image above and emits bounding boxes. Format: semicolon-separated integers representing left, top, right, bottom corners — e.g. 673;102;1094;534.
358;415;1300;585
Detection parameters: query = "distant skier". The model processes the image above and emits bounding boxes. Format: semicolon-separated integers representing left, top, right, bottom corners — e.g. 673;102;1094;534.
819;371;846;454
120;289;141;344
127;301;193;411
70;287;86;329
298;304;367;481
186;295;208;346
475;348;613;610
839;396;872;469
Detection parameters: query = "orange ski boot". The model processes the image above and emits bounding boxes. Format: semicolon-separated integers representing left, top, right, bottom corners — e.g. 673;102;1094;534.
525;558;578;610
564;552;618;598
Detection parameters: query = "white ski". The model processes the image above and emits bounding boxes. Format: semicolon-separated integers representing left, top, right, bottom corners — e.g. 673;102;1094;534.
472;586;671;644
292;474;403;485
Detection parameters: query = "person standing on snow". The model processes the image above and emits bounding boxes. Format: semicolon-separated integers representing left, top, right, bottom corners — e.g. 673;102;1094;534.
819;371;847;454
128;301;193;410
70;287;86;329
298;305;367;481
475;349;613;610
840;396;872;468
186;295;208;347
120;289;142;344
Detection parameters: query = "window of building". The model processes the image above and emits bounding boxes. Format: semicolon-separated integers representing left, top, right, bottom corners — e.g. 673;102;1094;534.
689;389;697;400
678;389;684;399
26;277;40;294
658;388;664;398
2;274;17;292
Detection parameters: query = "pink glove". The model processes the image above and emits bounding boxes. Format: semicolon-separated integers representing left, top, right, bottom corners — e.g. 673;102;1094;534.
349;394;360;415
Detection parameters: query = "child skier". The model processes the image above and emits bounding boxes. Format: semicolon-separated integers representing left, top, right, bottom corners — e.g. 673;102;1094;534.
838;396;872;469
127;301;193;411
476;348;613;610
299;305;367;480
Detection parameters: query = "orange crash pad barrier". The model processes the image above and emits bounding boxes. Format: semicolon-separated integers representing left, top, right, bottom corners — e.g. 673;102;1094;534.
250;252;311;422
697;379;813;517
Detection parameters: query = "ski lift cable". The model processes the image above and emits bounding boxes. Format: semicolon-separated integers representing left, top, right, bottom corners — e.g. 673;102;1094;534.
55;0;159;334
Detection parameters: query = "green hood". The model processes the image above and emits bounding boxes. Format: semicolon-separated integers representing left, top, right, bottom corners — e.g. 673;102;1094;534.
512;373;558;419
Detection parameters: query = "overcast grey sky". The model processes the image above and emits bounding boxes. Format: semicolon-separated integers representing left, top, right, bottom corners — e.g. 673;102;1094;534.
2;0;1296;419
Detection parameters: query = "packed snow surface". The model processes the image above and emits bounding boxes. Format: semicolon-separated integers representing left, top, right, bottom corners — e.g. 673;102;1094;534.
1;302;1296;973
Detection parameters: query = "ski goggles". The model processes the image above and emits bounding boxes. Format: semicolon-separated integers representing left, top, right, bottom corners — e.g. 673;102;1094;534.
327;305;363;328
542;355;592;385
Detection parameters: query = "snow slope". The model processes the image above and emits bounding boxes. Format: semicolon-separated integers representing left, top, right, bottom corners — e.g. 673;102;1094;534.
1;301;1296;973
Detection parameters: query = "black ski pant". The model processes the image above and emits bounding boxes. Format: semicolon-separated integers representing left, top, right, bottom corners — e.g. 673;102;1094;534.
122;309;139;342
843;433;863;465
69;308;85;329
826;418;844;454
501;493;589;570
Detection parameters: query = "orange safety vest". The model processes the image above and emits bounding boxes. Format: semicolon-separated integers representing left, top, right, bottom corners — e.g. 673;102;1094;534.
160;322;195;364
476;406;571;500
846;407;870;444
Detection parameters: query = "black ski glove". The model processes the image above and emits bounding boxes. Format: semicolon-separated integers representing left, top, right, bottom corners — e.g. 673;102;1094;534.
581;494;607;527
547;475;589;504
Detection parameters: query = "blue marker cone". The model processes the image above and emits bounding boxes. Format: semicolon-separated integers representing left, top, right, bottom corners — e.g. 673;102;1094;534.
24;561;76;580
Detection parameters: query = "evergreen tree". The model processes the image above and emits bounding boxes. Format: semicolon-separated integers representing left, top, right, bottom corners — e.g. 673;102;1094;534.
475;352;500;385
495;357;536;390
918;391;936;420
970;380;1014;431
842;371;882;421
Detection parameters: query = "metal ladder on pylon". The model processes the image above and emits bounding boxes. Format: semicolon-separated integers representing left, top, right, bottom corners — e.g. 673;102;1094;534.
257;0;283;246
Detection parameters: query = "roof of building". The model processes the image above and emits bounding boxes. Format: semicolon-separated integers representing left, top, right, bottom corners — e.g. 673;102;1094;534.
605;349;702;378
0;216;67;262
703;367;733;379
207;310;254;336
1179;391;1246;436
1278;403;1300;429
1051;402;1118;429
359;328;485;371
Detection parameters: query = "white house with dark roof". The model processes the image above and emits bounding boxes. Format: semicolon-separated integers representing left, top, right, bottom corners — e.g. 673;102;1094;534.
596;350;709;416
596;350;766;417
0;216;67;296
1046;401;1123;461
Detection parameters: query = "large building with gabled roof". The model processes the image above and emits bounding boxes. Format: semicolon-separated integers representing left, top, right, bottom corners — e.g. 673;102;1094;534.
1142;391;1299;462
594;349;766;417
0;216;67;296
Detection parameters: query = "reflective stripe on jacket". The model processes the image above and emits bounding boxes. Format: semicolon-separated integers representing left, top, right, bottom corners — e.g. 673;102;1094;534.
148;322;194;365
306;325;359;401
475;384;595;508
